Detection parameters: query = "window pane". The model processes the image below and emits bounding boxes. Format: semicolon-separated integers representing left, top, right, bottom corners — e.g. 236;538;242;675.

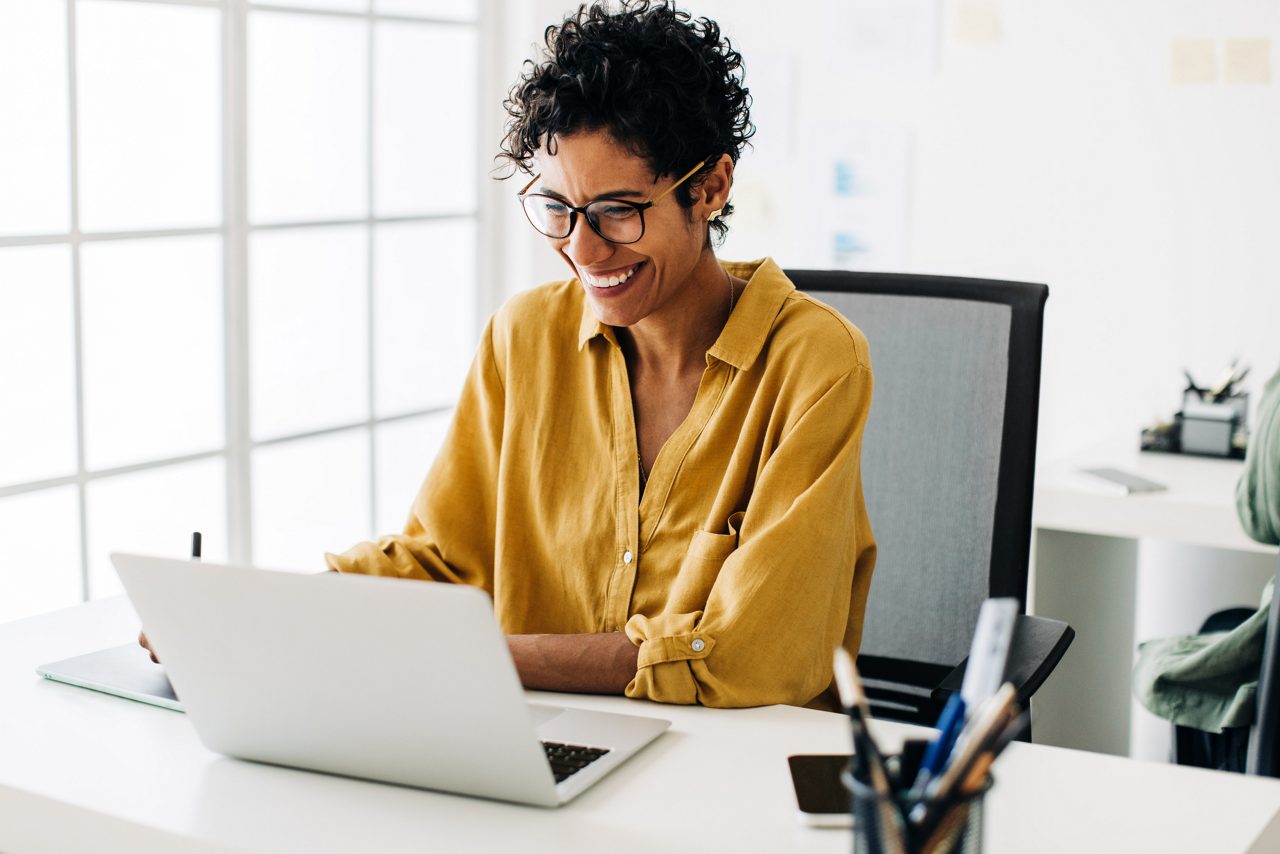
249;226;368;440
374;0;477;21
81;236;224;470
76;1;220;232
85;457;227;600
0;1;69;236
252;430;371;571
373;23;477;217
254;0;368;11
373;411;451;534
0;487;82;623
249;12;368;224
0;245;77;487
373;220;476;416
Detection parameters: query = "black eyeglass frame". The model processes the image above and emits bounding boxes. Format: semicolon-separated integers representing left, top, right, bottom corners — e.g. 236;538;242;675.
516;156;715;245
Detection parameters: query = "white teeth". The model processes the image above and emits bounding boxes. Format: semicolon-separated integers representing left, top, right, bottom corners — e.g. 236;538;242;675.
584;264;639;288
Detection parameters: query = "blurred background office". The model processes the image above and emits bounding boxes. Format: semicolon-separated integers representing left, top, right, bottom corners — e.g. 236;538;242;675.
2;0;1278;721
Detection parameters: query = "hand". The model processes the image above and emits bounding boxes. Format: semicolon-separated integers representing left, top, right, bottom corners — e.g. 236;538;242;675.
138;630;160;664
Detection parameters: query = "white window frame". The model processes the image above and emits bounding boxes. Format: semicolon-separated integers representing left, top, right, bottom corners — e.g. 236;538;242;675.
0;0;498;601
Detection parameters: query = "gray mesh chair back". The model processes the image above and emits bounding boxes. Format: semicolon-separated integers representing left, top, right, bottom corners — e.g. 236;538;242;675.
786;270;1051;724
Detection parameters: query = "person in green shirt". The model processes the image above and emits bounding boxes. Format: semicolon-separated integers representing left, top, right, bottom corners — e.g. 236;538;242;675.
1133;364;1280;766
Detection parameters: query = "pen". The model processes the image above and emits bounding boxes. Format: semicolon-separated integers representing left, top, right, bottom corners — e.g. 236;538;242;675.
1183;369;1203;398
911;684;1018;830
908;693;966;799
833;647;905;854
958;711;1028;795
1214;366;1250;402
1208;359;1240;401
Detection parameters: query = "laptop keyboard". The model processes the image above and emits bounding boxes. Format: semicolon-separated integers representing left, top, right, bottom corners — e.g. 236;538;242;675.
542;741;611;783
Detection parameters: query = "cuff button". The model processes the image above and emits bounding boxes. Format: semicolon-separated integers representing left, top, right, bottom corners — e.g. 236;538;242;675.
690;638;706;653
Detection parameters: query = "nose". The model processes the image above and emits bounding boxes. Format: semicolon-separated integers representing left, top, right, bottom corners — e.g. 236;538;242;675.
562;217;614;269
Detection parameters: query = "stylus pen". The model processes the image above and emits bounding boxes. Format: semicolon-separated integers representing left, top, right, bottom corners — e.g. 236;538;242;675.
191;531;202;562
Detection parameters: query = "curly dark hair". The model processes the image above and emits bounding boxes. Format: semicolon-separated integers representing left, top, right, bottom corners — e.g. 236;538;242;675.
498;0;753;244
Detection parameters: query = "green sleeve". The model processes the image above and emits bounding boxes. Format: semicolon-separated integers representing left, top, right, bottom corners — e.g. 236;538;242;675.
1237;366;1280;546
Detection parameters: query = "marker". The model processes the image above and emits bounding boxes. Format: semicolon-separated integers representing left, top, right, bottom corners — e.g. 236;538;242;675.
911;684;1019;829
960;598;1018;716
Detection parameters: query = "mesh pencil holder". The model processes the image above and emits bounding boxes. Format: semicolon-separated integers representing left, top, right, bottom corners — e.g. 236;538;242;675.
843;763;990;854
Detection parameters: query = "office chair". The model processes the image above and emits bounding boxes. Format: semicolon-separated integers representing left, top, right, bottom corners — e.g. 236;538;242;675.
1247;559;1280;777
786;270;1074;735
1172;560;1279;776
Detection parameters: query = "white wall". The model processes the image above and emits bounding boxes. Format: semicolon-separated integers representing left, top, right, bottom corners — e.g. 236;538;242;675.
491;0;1280;462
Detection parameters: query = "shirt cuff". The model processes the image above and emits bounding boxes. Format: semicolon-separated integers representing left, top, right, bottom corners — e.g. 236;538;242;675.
323;538;432;581
623;612;716;704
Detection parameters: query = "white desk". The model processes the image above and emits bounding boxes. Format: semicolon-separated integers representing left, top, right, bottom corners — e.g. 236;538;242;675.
1035;446;1273;554
5;599;1280;853
1032;445;1279;758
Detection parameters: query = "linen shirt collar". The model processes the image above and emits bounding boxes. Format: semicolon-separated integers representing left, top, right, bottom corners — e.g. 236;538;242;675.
576;257;794;372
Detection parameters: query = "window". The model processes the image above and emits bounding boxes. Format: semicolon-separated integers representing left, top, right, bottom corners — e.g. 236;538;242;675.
0;0;481;619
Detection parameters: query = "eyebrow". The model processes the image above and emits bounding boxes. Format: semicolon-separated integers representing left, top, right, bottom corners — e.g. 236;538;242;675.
537;186;649;203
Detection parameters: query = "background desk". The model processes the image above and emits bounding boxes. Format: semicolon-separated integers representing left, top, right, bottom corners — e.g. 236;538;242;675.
5;599;1280;853
1033;444;1279;758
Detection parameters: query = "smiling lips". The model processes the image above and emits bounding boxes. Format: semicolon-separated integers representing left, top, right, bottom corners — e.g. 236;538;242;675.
581;263;642;288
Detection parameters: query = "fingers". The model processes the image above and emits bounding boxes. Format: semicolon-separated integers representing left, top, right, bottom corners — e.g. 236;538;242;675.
138;630;160;664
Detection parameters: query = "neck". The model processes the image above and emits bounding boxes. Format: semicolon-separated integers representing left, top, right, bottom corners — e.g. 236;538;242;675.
620;250;732;376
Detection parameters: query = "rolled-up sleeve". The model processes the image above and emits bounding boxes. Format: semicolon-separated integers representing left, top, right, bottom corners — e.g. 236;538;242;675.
625;363;876;707
324;317;506;590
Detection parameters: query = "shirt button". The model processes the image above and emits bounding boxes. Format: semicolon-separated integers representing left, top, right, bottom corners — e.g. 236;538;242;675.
691;638;706;653
623;550;633;565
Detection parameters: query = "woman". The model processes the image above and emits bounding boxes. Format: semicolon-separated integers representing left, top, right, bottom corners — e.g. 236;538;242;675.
152;1;876;708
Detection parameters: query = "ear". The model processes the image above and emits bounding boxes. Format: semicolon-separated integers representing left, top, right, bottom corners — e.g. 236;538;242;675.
695;154;734;220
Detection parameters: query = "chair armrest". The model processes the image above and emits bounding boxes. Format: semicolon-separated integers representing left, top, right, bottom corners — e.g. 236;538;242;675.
930;614;1075;708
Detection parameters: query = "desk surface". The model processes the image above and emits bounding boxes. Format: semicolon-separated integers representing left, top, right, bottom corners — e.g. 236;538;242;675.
4;599;1280;854
1034;443;1276;554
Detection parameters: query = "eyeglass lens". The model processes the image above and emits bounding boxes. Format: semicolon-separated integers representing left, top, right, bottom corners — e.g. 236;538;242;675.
522;196;645;244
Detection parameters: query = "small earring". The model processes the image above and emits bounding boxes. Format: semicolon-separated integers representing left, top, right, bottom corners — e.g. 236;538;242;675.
707;208;723;222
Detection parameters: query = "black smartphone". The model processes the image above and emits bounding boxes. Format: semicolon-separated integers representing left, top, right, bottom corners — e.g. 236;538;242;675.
787;754;852;827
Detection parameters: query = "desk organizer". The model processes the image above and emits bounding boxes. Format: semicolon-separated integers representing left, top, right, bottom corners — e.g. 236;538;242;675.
1141;391;1248;460
843;753;989;854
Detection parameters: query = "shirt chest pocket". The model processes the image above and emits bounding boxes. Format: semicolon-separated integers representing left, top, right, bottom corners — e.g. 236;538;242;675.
666;511;744;614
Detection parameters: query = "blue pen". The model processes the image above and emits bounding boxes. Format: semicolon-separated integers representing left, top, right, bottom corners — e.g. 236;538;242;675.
908;693;966;798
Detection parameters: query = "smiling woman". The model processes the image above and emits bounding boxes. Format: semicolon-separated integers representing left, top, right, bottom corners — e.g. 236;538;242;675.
326;0;878;709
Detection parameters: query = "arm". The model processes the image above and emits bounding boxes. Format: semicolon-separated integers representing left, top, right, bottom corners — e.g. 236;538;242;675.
1237;367;1280;546
325;318;506;587
625;364;875;708
507;632;640;694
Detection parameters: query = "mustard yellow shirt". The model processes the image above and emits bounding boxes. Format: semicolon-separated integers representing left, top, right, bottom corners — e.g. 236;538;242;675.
327;257;876;708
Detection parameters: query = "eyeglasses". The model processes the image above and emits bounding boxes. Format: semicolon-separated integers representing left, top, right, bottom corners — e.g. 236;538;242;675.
516;157;712;245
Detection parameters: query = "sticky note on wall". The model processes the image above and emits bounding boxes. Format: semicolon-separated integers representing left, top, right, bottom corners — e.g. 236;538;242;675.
954;1;1002;46
1223;38;1271;84
1170;39;1217;85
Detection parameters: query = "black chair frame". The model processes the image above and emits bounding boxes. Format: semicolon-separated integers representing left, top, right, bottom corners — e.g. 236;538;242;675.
786;270;1072;732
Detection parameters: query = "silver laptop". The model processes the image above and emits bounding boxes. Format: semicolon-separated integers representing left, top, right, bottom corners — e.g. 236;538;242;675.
52;552;670;807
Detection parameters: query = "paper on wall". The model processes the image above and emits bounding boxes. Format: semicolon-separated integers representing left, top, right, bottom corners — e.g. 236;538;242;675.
824;0;940;79
801;123;913;272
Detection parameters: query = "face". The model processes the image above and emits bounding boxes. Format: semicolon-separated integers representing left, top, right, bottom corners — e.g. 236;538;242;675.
528;130;719;328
